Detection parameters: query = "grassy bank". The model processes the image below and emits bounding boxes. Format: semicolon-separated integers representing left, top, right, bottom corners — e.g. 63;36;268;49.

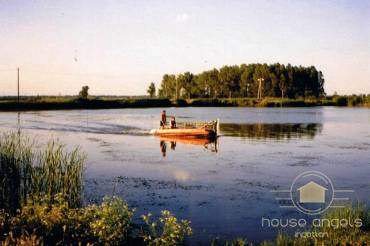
0;95;369;111
183;95;370;107
0;96;172;111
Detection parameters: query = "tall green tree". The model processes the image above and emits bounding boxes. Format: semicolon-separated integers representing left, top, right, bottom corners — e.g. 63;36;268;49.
207;69;220;98
279;74;287;99
157;63;325;99
79;86;89;100
218;65;241;98
158;74;176;98
240;65;254;97
147;82;156;98
196;69;220;98
177;72;195;99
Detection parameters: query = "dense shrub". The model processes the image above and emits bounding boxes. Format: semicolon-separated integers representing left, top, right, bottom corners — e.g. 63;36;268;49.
87;196;134;245
0;194;195;246
333;96;348;106
142;210;192;246
0;194;134;245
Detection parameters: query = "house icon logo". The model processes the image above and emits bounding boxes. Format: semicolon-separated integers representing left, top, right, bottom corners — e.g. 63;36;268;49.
298;181;327;203
271;171;354;215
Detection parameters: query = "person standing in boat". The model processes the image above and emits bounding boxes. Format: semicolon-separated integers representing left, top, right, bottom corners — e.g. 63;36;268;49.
170;116;176;129
160;110;167;128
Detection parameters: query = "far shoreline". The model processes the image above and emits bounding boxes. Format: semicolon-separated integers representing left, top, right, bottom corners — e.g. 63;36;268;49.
0;96;369;112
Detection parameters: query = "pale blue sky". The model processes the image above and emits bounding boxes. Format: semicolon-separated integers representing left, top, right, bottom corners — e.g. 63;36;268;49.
0;0;369;95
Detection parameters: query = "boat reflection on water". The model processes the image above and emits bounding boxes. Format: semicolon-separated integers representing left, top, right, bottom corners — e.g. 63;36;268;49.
159;136;218;156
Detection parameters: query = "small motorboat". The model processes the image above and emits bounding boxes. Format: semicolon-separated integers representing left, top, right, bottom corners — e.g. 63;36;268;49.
150;119;219;138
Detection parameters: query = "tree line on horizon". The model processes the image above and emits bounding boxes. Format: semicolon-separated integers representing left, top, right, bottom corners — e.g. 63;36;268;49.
154;63;325;99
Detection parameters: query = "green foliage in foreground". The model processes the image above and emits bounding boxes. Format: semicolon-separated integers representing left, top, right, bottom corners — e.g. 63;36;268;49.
6;200;369;246
0;194;192;246
142;210;192;246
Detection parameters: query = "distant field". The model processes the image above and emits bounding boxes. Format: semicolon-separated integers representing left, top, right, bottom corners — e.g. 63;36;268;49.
0;95;369;111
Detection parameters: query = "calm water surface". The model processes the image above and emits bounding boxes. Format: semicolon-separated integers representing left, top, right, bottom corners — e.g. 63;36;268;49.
0;107;369;243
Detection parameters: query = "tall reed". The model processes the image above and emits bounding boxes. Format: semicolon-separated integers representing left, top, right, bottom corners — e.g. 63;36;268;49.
0;132;85;212
31;141;85;207
0;133;33;213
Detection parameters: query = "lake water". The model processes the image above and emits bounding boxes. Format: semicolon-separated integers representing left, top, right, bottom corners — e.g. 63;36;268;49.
0;107;369;243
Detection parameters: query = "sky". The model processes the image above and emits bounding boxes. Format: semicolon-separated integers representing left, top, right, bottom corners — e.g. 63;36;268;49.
0;0;369;96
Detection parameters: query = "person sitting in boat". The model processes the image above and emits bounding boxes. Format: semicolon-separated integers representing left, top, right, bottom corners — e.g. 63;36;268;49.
160;110;167;128
170;116;176;129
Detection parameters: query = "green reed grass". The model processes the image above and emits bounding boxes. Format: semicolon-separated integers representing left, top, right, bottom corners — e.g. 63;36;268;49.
31;141;85;207
0;132;85;212
0;133;33;212
312;205;370;245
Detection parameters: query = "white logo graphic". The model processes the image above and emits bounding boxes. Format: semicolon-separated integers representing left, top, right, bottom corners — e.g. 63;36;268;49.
272;171;354;215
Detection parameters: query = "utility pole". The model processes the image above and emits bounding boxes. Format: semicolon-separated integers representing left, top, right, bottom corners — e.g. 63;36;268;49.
17;67;20;102
318;71;321;97
257;78;264;99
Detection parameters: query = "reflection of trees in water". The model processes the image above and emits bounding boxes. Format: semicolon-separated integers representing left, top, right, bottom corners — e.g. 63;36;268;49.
220;123;322;140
